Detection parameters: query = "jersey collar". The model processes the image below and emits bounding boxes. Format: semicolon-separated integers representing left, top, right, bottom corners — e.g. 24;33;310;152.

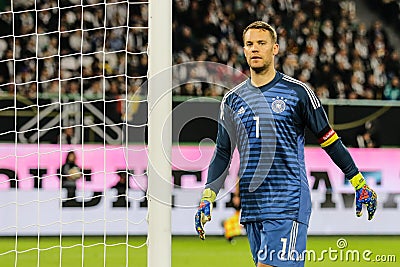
247;71;283;93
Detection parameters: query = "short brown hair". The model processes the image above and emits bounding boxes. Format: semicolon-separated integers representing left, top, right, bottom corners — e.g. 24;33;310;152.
242;21;277;44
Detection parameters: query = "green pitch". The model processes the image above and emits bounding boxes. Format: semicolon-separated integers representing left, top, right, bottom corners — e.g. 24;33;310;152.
0;235;398;266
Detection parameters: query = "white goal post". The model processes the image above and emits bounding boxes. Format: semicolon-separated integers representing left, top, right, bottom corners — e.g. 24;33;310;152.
147;1;172;267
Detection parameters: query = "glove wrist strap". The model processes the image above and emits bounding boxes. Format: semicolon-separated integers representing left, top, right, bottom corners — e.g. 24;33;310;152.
350;173;366;190
201;188;217;203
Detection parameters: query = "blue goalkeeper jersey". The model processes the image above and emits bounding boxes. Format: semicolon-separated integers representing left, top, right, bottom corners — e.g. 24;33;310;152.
206;71;332;225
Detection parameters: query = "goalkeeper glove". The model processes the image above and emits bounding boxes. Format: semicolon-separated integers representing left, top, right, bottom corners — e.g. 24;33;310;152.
195;188;216;240
350;173;377;220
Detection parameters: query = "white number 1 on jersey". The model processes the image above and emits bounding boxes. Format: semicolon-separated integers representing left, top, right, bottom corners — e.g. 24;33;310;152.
253;116;259;138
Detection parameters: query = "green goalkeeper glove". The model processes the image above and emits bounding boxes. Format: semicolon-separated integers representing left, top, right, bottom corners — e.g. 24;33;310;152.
195;188;216;240
350;173;377;220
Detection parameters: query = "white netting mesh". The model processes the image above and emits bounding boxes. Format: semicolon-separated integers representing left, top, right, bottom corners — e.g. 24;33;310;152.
0;0;149;266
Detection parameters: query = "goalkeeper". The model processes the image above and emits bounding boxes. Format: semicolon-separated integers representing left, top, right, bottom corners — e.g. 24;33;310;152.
195;21;377;267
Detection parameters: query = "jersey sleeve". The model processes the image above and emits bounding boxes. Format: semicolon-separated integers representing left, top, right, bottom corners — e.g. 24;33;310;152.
299;88;331;139
299;86;359;180
205;98;237;194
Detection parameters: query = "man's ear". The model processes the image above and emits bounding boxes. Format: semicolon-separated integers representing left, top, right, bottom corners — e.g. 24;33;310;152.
273;43;279;55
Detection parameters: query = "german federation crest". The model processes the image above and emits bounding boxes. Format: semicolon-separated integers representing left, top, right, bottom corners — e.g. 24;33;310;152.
271;96;287;113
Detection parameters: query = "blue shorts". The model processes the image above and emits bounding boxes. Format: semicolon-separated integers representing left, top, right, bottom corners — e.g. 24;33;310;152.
245;219;308;266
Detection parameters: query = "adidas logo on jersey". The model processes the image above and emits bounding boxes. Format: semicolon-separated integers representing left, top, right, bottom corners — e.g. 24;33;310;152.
237;106;245;115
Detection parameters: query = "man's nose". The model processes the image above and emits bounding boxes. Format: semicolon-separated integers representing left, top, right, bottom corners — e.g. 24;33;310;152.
250;44;259;52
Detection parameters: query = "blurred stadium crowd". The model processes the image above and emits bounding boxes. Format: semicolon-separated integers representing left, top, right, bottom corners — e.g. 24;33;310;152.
173;0;400;99
0;0;148;100
0;0;399;100
367;0;400;30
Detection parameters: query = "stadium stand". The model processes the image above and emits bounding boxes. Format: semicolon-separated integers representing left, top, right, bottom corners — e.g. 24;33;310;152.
173;0;400;99
366;0;400;28
0;0;148;98
0;0;399;99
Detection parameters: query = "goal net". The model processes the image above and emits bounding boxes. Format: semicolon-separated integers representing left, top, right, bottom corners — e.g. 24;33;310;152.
0;0;154;266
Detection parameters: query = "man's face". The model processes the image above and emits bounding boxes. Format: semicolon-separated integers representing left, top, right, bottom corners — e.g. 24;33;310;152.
243;29;278;73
